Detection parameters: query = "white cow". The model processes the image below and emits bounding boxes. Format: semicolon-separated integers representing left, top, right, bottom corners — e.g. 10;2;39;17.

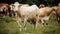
17;5;40;31
10;2;40;31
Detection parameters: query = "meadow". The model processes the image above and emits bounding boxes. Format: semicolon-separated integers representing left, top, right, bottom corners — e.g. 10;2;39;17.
0;13;60;34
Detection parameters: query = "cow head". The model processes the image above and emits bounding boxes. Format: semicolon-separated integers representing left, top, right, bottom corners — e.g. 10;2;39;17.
39;4;45;8
10;2;22;11
3;6;8;12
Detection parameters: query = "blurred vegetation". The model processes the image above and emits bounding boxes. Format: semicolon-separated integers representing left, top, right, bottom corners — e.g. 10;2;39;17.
0;0;60;6
0;13;60;34
0;16;20;34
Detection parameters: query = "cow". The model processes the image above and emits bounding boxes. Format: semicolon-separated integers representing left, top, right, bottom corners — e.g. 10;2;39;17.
0;3;9;16
38;7;54;25
10;2;40;31
18;4;39;29
54;3;60;23
51;3;60;24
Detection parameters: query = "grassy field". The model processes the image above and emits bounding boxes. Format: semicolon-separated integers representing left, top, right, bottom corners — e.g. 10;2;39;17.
0;14;60;34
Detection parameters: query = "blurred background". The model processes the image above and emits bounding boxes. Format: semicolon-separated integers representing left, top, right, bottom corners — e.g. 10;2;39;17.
0;0;60;6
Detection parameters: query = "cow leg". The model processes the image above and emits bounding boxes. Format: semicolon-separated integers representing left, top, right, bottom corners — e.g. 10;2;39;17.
41;19;44;25
24;18;27;30
5;12;7;16
56;15;59;24
13;11;16;17
11;11;14;17
6;12;8;16
57;17;60;22
46;20;48;25
7;11;10;16
8;11;11;17
12;11;15;17
35;20;38;29
45;17;49;25
3;11;6;18
57;17;60;24
17;18;22;31
35;16;39;29
10;11;13;17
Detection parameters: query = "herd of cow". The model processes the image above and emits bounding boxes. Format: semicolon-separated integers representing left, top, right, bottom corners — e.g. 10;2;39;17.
0;2;60;31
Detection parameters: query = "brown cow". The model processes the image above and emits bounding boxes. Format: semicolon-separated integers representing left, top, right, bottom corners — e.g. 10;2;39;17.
38;7;54;25
55;3;60;23
51;3;60;24
0;3;9;16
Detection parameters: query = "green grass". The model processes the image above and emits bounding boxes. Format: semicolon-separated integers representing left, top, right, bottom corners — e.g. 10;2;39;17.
0;16;20;34
0;13;60;34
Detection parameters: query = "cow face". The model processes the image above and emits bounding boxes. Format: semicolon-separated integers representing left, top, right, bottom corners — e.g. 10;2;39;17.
0;6;7;12
10;2;21;11
13;2;19;11
3;6;8;12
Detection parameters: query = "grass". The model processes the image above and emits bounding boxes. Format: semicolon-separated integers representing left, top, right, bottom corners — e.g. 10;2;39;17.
0;16;20;34
0;13;60;34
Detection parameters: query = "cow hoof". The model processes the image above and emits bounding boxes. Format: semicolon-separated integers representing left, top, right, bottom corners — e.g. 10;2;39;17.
46;23;48;25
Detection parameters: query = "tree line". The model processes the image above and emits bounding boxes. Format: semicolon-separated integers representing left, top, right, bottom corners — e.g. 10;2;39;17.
0;0;60;6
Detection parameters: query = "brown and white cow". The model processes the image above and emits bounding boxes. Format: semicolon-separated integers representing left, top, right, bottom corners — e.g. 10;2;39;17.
51;3;60;24
38;7;54;25
54;3;60;23
0;3;9;16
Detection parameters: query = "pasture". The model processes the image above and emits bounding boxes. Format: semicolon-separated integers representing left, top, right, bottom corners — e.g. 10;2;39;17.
0;13;60;34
